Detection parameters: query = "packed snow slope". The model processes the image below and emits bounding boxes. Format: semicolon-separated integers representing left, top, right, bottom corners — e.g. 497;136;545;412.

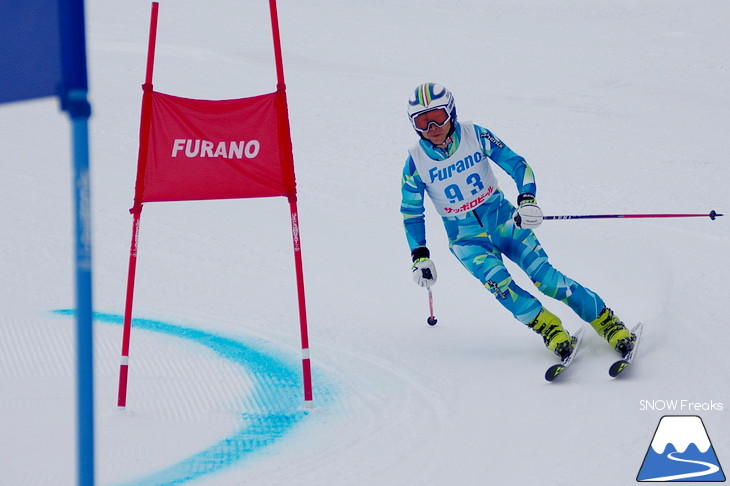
1;0;729;485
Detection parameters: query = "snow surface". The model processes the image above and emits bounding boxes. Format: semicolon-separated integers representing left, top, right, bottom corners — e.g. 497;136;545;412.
1;0;729;485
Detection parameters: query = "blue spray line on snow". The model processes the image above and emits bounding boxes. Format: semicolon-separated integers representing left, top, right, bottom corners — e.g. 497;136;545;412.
53;310;332;485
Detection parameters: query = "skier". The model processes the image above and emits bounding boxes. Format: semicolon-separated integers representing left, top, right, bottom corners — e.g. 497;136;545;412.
401;82;635;360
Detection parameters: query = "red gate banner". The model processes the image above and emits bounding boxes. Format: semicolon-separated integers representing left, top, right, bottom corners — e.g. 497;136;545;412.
140;90;294;202
119;1;313;410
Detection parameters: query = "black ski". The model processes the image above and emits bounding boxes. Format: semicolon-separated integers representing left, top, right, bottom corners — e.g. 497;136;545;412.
608;322;644;378
545;326;585;382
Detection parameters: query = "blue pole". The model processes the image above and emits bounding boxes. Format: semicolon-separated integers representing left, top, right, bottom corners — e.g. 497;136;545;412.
57;0;94;480
67;89;94;486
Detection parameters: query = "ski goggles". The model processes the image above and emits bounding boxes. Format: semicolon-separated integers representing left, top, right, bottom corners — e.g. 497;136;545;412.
411;108;451;132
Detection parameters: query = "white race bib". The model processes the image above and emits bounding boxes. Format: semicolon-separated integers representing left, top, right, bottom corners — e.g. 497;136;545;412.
410;123;498;217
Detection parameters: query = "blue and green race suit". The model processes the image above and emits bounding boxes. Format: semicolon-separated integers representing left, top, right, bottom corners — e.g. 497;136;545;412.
400;121;605;324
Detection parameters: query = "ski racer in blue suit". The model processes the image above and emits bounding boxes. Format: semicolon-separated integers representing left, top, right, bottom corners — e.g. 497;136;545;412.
401;83;635;360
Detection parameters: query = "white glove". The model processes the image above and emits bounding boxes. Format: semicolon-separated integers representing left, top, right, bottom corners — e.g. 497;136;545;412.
513;193;543;229
412;258;437;288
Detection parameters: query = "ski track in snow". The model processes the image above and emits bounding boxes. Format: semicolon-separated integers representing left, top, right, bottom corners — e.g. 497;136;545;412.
1;311;451;485
0;311;320;485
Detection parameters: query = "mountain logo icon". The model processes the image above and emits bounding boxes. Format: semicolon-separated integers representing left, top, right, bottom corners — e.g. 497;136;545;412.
637;415;726;482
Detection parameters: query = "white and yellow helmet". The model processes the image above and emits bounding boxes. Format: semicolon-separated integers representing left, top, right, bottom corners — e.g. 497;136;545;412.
407;83;457;133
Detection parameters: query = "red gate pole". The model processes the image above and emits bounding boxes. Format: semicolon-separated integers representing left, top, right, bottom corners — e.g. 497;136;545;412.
269;0;313;405
117;1;159;408
117;206;142;408
287;199;313;404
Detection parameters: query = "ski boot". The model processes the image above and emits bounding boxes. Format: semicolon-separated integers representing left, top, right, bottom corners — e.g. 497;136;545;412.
528;308;574;360
590;307;635;357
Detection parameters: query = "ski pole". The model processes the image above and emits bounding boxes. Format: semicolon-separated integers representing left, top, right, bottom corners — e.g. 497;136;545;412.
427;287;438;326
544;210;723;221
